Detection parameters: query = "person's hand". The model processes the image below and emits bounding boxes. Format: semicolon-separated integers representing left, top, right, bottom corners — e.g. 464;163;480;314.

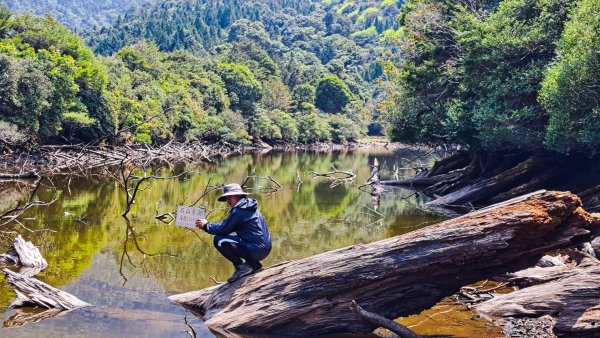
195;218;208;230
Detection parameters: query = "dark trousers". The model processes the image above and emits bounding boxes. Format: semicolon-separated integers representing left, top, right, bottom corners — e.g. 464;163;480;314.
213;235;270;268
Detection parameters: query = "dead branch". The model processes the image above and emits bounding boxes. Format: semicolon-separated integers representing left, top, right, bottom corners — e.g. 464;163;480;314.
350;300;421;338
0;178;56;227
241;175;282;196
311;166;356;187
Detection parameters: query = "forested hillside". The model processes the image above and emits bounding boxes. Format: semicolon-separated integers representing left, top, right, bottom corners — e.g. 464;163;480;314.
0;0;408;146
0;0;154;32
383;0;600;156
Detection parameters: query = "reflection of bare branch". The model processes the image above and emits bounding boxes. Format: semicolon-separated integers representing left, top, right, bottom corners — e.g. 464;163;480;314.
342;204;385;228
0;178;56;228
310;166;356;188
296;170;303;193
182;316;197;338
241;175;282;196
118;216;181;285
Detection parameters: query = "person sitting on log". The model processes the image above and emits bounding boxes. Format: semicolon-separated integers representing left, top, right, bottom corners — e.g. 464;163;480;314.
195;183;272;283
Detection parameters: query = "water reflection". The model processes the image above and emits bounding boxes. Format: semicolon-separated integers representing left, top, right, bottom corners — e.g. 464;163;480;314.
0;148;477;337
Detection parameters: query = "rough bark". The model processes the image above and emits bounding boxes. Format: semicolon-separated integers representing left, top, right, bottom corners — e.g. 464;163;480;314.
474;251;600;337
488;164;567;204
3;269;90;310
169;191;599;336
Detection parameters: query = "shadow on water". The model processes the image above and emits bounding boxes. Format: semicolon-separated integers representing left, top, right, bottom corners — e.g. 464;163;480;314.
0;148;500;337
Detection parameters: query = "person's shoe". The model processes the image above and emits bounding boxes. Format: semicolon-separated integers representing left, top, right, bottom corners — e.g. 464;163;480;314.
227;263;253;283
249;261;262;272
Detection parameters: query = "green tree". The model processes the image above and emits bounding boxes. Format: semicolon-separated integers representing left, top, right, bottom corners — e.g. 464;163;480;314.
292;83;316;105
540;0;600;153
315;75;353;113
216;62;263;116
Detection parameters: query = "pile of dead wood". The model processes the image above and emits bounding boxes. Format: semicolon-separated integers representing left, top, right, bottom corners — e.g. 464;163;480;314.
381;151;600;215
0;235;90;327
169;191;600;337
0;141;243;176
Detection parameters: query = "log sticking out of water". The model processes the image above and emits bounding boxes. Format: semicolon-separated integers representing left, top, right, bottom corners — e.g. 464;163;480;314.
0;235;48;277
3;269;90;310
168;191;599;335
350;300;421;338
474;250;600;337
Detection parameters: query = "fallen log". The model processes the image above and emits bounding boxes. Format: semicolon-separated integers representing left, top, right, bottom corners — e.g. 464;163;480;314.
425;155;551;213
474;250;600;337
380;171;462;188
3;269;90;310
168;191;599;335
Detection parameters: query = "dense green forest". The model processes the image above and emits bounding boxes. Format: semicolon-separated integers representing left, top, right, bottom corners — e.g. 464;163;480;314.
0;0;598;152
0;0;154;31
0;0;408;146
383;0;600;156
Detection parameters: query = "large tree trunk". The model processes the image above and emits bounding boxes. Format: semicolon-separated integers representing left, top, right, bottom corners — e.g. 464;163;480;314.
168;191;600;336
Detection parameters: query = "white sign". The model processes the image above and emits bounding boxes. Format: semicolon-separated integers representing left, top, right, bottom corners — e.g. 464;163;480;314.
175;206;206;228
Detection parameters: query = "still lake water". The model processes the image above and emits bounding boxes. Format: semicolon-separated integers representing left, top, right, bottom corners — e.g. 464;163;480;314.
0;148;502;337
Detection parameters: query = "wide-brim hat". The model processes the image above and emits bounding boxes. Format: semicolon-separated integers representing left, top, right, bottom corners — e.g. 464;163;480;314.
218;183;249;202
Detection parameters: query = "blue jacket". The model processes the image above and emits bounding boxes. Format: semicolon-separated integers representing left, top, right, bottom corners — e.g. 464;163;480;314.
204;198;271;250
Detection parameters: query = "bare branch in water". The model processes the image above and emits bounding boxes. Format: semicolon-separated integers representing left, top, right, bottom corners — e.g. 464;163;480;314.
241;174;282;196
0;178;57;228
310;166;356;188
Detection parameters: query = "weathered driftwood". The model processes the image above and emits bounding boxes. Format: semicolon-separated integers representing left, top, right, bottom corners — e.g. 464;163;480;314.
0;235;48;277
169;191;599;335
3;269;90;310
475;250;600;337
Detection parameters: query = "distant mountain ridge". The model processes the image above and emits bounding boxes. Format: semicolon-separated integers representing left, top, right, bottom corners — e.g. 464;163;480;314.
0;0;155;32
86;0;404;55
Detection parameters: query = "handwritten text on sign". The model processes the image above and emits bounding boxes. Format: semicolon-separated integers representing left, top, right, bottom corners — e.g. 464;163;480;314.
176;206;206;228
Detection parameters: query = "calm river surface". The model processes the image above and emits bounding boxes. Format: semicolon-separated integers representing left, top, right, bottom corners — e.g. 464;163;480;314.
0;148;502;337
